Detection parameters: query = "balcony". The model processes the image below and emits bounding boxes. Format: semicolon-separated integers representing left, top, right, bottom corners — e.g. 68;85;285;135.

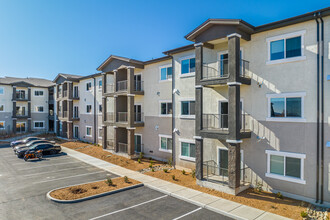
134;81;144;92
106;112;115;122
72;111;79;120
73;92;79;100
106;139;115;150
63;111;68;118
106;84;115;94
117;112;128;123
118;142;128;153
15;111;28;118
201;59;250;85
117;80;127;92
63;90;68;97
15;93;28;101
134;112;144;123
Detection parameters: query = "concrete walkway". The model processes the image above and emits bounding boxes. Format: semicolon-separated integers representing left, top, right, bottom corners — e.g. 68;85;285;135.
62;147;291;220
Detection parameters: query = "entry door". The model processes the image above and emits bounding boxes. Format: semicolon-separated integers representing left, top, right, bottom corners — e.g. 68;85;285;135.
218;148;243;177
134;105;142;122
16;122;26;133
74;126;79;139
134;134;142;153
134;75;142;91
74;106;79;118
218;101;228;129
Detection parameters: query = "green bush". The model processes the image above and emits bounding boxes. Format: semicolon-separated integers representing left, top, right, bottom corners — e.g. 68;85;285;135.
151;168;155;172
167;157;172;166
192;169;196;178
124;176;129;183
255;182;263;192
172;175;176;181
163;168;168;173
149;163;153;168
300;211;308;218
137;158;141;163
276;192;283;199
139;152;144;159
105;177;113;186
182;169;186;175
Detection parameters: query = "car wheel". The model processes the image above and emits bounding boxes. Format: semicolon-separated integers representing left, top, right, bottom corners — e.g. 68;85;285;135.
50;149;57;155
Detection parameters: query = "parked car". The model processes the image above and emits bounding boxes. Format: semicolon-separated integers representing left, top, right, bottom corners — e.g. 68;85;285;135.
10;137;42;148
13;140;54;153
16;143;61;158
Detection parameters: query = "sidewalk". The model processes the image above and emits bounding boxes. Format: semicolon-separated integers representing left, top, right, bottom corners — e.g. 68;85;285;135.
62;147;291;220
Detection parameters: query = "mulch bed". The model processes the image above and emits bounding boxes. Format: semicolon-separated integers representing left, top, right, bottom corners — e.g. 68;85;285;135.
50;177;140;200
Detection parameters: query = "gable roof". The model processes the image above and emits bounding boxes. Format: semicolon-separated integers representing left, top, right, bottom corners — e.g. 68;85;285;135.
52;73;82;83
0;77;54;87
96;55;144;71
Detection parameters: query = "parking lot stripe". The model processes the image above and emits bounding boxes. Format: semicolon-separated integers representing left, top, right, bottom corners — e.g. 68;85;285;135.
172;207;202;220
89;195;168;220
33;171;107;184
18;161;81;171
22;166;91;176
10;157;72;166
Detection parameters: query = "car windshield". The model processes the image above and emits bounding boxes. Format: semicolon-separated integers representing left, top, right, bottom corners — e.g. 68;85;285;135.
29;144;37;150
26;142;35;147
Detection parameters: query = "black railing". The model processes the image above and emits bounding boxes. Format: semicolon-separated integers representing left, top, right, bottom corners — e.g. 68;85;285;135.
202;114;228;131
134;112;144;123
118;142;128;153
134;80;144;92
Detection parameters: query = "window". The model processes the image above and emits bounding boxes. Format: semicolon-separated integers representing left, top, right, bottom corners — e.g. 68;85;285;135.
0;104;4;112
0;87;4;95
266;150;306;184
267;30;305;64
159;135;172;152
35;106;44;113
99;104;102;113
86;82;92;91
180;140;196;161
181;57;195;75
86;105;92;113
0;121;4;129
267;92;305;122
160;102;172;115
86;126;92;137
98;128;103;139
98;80;102;89
34;121;44;129
181;101;195;117
160;66;172;81
34;90;44;96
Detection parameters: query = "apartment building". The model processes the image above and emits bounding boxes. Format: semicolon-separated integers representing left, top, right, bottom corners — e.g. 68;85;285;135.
99;8;330;205
53;73;103;144
0;77;55;134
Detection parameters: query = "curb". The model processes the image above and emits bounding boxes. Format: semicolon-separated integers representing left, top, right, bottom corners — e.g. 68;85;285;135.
47;180;144;203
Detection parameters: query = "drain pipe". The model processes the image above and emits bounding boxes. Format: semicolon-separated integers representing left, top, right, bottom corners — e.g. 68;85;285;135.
320;14;324;204
93;77;97;144
314;13;320;204
171;55;176;169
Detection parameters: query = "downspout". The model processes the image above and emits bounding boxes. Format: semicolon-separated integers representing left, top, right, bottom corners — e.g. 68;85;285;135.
314;13;320;203
171;55;176;169
93;77;97;144
320;14;324;204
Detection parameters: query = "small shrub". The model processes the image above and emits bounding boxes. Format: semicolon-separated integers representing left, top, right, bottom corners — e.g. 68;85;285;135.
151;168;155;172
91;186;99;190
138;158;141;163
182;169;186;175
172;175;176;181
300;211;308;218
192;169;196;178
124;176;129;183
139;152;144;159
276;192;283;199
163;168;168;173
255;182;263;192
105;177;113;186
168;157;172;166
149;163;153;168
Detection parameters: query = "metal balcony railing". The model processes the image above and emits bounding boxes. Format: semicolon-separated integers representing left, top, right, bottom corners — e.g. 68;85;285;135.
15;93;28;100
73;91;79;99
106;112;114;122
106;139;115;150
202;59;250;80
63;90;68;97
106;84;115;93
117;112;128;123
117;80;128;92
118;142;128;153
73;110;79;119
134;112;144;123
16;111;28;117
63;111;68;118
134;80;144;92
202;114;228;131
203;160;251;186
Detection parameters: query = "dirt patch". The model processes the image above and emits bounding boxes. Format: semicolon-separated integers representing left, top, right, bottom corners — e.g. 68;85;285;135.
50;177;140;200
145;169;311;219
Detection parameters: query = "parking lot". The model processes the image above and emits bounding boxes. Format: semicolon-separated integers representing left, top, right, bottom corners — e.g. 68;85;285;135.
0;143;232;220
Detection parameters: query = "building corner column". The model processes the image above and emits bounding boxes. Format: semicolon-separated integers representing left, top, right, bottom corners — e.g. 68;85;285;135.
102;125;107;149
195;137;203;180
127;128;135;156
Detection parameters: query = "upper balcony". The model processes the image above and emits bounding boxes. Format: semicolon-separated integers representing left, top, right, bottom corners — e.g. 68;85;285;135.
201;113;252;140
104;112;144;127
13;92;29;101
105;80;144;95
200;58;251;87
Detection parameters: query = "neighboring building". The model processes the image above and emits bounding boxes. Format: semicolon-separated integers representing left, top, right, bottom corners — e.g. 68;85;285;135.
0;77;55;134
99;7;330;206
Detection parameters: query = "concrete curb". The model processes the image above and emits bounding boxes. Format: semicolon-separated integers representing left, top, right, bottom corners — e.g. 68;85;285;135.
47;180;144;203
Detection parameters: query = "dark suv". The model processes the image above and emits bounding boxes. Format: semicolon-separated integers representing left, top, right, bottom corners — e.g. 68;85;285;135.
11;137;41;148
13;140;54;153
16;143;61;158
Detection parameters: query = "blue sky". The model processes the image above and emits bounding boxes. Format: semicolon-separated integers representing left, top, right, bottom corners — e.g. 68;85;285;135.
0;0;328;80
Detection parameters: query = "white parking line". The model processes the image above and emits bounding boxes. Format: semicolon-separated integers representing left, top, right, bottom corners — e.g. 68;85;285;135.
172;207;202;220
10;157;71;166
33;171;107;184
18;161;81;171
89;195;168;220
22;166;91;177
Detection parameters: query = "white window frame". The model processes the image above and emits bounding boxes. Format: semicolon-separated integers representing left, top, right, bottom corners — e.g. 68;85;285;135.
0;121;5;130
34;90;44;97
159;64;173;82
35;105;44;113
179;98;195;119
266;92;306;122
86;82;92;92
98;127;103;139
179;138;196;162
86;126;92;137
266;30;306;65
135;133;143;153
33;121;45;129
159;134;172;153
73;125;79;139
0;104;4;112
179;54;195;78
265;150;306;184
159;100;172;117
98;79;102;90
86;104;92;114
73;85;79;98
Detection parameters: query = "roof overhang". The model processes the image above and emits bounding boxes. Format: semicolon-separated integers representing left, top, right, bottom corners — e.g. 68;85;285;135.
96;55;144;71
185;19;255;42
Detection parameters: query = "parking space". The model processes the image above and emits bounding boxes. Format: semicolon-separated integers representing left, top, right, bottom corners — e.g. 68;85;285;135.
0;143;232;220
